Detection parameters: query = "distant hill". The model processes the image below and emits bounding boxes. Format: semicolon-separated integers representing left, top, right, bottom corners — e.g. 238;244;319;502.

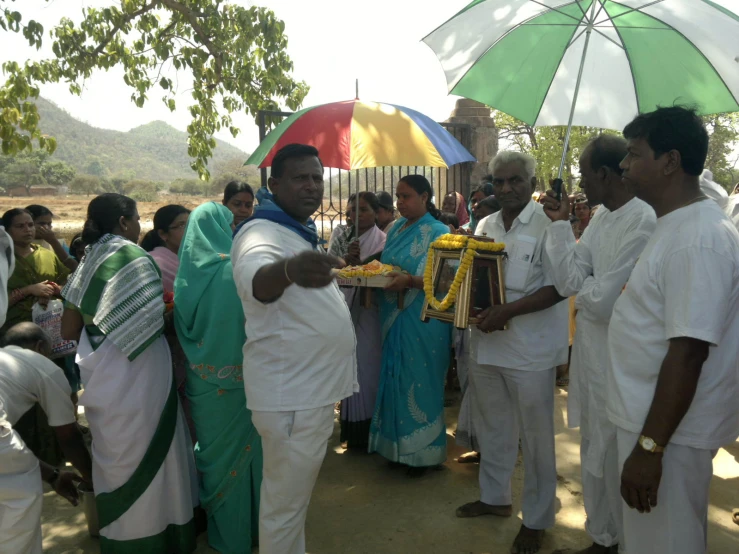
33;97;250;182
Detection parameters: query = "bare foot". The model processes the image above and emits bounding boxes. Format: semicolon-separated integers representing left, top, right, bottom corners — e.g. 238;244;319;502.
511;525;544;554
456;500;512;518
457;451;481;464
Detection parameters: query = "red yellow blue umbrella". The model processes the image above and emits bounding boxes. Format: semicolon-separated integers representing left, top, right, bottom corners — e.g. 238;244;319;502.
246;99;476;169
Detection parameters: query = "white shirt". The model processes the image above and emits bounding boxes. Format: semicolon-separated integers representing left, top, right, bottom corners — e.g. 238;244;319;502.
469;200;569;371
0;346;75;427
607;200;739;449
232;219;358;412
0;228;14;329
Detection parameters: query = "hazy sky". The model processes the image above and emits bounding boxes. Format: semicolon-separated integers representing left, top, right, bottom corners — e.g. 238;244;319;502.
1;0;471;154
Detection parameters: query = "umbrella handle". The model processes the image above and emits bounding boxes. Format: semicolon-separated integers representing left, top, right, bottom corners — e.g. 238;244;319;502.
552;178;563;202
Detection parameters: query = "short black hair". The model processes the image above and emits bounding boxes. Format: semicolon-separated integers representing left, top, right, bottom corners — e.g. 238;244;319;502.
347;191;380;214
478;196;501;213
1;208;33;229
25;204;54;220
470;182;494;199
587;134;628;175
622;106;708;176
270;144;322;179
223;181;254;204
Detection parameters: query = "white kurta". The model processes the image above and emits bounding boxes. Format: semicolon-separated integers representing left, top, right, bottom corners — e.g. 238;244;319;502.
544;198;656;474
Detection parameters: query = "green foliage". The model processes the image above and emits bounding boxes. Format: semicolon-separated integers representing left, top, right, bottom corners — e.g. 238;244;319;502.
704;113;739;190
169;177;206;195
0;0;309;178
70;174;101;196
0;148;75;192
494;112;620;192
26;98;250;182
495;111;739;193
41;159;75;186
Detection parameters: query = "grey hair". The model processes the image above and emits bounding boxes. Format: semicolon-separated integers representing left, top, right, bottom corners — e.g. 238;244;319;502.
488;151;537;182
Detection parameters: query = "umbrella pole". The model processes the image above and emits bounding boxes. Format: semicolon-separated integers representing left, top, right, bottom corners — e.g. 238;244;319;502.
556;7;598;190
355;185;360;242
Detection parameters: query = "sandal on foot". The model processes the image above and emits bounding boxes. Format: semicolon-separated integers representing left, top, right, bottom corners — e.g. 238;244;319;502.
456;500;512;518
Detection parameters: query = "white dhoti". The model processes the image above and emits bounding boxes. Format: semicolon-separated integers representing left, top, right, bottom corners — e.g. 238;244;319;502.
582;434;622;549
455;330;478;451
616;428;715;554
0;424;42;554
251;404;335;554
468;361;557;529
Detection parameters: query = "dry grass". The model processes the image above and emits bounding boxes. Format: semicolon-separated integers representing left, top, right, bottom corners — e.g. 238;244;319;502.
0;194;221;242
1;194;347;242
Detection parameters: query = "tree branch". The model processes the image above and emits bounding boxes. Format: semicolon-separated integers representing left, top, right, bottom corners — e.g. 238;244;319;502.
159;0;223;79
88;1;161;58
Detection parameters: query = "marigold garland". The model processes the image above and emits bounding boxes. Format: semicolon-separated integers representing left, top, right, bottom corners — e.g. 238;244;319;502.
423;234;505;312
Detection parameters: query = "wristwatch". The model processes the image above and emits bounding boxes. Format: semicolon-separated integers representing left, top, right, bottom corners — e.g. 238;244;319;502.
638;435;665;454
48;468;60;488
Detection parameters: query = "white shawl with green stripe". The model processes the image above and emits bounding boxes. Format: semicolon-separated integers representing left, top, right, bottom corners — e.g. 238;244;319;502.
62;234;165;361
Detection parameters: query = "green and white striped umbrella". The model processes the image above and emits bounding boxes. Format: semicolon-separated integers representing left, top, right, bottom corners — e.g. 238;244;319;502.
424;0;739;133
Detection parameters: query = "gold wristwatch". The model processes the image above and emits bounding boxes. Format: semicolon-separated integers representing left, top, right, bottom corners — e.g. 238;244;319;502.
638;435;665;454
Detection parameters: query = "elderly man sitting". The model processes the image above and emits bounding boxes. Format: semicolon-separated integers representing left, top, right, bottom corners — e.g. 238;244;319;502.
456;151;568;554
0;322;92;554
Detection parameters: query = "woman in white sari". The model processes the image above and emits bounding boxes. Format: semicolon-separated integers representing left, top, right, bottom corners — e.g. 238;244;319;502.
61;193;197;553
329;192;386;451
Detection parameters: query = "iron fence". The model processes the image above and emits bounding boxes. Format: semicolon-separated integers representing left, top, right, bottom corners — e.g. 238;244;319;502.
255;110;474;240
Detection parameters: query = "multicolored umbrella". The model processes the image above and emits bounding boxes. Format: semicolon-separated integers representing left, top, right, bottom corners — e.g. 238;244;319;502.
424;0;739;180
245;99;476;170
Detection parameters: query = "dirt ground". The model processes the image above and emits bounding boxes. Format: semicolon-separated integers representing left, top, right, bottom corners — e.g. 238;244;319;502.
40;388;739;554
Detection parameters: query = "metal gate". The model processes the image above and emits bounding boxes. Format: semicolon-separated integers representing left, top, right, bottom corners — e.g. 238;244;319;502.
256;110;473;240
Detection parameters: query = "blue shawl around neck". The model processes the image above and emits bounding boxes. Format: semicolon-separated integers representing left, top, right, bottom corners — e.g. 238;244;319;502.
234;186;324;247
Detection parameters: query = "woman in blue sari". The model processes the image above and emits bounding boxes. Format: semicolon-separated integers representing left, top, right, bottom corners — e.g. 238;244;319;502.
369;175;452;477
174;202;262;553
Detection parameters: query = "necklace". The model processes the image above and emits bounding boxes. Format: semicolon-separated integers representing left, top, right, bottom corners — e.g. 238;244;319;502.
678;194;707;210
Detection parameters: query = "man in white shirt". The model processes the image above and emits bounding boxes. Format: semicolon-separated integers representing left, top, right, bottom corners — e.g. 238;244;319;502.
232;143;357;554
541;136;656;554
456;151;568;554
608;106;739;554
0;322;93;553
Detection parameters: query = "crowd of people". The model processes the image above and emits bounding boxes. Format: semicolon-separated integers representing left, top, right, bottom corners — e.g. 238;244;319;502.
1;105;738;554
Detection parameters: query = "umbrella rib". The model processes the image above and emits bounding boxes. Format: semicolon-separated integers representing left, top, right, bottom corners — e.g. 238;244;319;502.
599;4;641;113
573;0;589;19
591;27;626;49
528;1;584;23
447;1;583;94
596;0;665;24
606;0;739;107
567;27;588;49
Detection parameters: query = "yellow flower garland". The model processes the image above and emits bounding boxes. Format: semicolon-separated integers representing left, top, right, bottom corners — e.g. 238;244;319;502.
423;234;505;312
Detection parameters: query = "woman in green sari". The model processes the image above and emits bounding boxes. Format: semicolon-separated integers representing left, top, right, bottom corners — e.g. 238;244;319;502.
1;209;70;333
174;202;262;553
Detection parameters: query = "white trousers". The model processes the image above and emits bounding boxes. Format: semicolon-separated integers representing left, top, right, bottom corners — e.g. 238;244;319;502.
582;434;622;549
468;362;557;529
616;428;715;554
251;405;334;554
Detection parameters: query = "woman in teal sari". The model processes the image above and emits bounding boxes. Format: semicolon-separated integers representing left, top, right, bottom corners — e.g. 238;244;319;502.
174;202;262;553
369;175;452;477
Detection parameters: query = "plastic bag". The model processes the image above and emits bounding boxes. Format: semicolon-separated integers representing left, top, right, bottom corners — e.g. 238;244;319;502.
31;299;77;359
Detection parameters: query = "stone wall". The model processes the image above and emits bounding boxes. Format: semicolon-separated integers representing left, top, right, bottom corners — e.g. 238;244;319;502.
443;99;499;198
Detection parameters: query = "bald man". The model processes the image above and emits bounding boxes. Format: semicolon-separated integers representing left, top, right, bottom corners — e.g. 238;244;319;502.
0;322;92;554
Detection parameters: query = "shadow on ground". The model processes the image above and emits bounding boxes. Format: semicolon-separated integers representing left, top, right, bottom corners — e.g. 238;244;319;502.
42;389;739;553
